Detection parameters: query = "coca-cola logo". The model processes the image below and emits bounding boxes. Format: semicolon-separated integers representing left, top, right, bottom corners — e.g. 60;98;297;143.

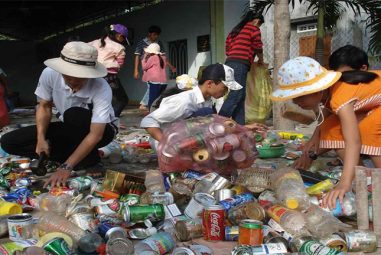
210;212;221;237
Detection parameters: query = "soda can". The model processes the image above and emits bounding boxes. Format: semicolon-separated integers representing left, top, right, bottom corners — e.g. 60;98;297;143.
123;204;165;223
202;205;225;241
182;170;205;180
231;243;288;255
225;226;239;241
92;199;121;215
151;192;174;205
43;237;73;255
68;176;93;191
219;193;255;211
14;178;31;188
175;218;203;241
344;230;377;253
7;214;34;241
320;233;348;252
184;193;216;219
105;227;127;242
120;194;140;206
98;222;115;237
106;237;134;255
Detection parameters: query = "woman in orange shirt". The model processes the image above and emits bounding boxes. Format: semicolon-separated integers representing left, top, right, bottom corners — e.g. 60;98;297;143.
271;46;381;208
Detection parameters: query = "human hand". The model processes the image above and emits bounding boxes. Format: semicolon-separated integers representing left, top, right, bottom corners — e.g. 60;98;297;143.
170;66;177;73
43;168;71;188
134;70;140;80
322;181;351;209
245;123;268;134
303;135;320;155
36;139;50;156
292;152;313;170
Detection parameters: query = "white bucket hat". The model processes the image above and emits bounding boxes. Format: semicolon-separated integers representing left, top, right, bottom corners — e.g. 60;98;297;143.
176;74;198;90
200;63;243;90
144;43;163;55
271;57;342;101
44;41;107;78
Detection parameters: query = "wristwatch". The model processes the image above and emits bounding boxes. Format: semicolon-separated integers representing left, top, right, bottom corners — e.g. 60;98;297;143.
59;163;74;171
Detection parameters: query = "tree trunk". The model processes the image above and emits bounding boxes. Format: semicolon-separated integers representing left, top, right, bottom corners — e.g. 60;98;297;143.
273;0;294;130
315;2;325;65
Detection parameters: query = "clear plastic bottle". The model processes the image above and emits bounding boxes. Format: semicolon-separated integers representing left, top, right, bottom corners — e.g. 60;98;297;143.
144;170;165;193
270;167;310;210
304;205;352;238
134;232;175;255
37;212;86;243
37;193;72;216
235;167;274;193
266;204;310;237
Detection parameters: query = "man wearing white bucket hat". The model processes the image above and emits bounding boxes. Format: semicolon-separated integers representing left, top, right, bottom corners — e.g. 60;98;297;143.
1;42;117;187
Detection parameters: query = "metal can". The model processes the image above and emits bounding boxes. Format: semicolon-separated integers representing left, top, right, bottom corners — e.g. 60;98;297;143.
175;218;203;241
184;193;216;219
228;202;266;225
231;243;288;255
43;237;73;255
225;226;239;241
344;230;377;253
69;213;94;231
123;204;165;223
14;178;31;188
219;193;255;211
202;205;225;241
106;237;134;255
93;199;121;215
68;176;93;191
263;225;289;250
292;236;343;255
105;227;127;242
7;214;34;241
320;234;348;252
182;170;205;180
238;219;263;246
150;192;174;205
214;189;236;202
119;194;140;206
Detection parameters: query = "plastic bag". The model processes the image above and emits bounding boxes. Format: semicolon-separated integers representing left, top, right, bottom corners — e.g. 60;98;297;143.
245;64;272;124
157;115;257;175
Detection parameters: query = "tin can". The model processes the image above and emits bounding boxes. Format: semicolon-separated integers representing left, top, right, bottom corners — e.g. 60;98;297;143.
344;230;377;253
202;205;225;241
219;193;255;211
93;199;121;215
231;243;288;255
184;193;215;219
105;227;127;242
228;202;266;225
43;237;73;255
69;213;94;231
150;192;174;205
214;189;236;202
123;204;165;223
172;247;196;255
225;226;239;241
175;218;203;241
68;176;93;191
193;175;231;194
7;214;34;241
238;219;263;246
106;237;134;255
320;234;348;252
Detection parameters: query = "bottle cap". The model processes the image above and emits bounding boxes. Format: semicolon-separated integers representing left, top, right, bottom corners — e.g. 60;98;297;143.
286;198;299;209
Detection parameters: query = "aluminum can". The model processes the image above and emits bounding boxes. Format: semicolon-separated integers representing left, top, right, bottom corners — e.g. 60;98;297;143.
43;237;73;255
123;204;165;223
202;205;225;241
320;234;348;252
106;237;134;255
214;189;236;202
105;227;127;242
68;176;93;191
182;170;205;180
219;193;255;211
231;243;288;255
93;199;121;215
292;236;343;255
238;219;263;246
7;214;33;241
69;213;94;231
344;230;377;253
225;226;239;241
184;193;215;219
119;194;140;206
175;218;203;241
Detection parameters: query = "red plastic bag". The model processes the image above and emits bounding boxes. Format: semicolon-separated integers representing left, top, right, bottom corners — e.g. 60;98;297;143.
157;115;257;175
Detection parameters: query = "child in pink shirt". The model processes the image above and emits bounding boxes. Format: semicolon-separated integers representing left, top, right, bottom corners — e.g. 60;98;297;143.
142;43;168;109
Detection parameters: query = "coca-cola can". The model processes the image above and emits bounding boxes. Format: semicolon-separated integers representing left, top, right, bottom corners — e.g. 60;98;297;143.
202;205;225;241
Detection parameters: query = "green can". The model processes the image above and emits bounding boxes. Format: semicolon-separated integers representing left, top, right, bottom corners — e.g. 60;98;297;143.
123;204;165;223
120;194;140;206
43;237;73;255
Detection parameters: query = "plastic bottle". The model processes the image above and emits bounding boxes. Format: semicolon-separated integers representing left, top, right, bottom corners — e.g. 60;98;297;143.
266;204;310;236
37;193;72;216
304;205;352;238
37;212;86;243
270;167;310;210
134;232;175;255
144;170;165;194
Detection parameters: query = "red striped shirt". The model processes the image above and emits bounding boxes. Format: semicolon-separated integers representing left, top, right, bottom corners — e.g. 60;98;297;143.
225;22;263;65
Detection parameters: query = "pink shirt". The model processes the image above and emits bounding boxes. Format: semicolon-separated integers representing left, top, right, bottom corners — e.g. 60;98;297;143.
89;37;125;74
142;55;167;83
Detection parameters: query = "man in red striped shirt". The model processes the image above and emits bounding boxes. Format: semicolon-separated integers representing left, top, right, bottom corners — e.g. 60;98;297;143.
219;12;264;125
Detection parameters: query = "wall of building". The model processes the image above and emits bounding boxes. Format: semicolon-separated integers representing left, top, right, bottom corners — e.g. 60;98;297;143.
0;0;211;105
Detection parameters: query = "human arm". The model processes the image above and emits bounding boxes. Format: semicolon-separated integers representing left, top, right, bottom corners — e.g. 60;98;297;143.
142;54;155;71
35;99;53;156
323;102;361;209
146;127;163;142
134;55;140;79
166;59;176;73
245;122;268;134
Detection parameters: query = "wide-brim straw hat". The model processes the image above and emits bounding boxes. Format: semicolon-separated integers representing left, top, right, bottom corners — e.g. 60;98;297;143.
271;56;342;101
44;41;107;78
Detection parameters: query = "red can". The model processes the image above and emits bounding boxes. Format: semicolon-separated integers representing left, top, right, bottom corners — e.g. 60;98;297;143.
202;205;225;241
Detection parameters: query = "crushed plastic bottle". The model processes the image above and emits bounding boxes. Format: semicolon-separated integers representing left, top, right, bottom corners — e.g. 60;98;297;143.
270;167;310;210
144;170;166;194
